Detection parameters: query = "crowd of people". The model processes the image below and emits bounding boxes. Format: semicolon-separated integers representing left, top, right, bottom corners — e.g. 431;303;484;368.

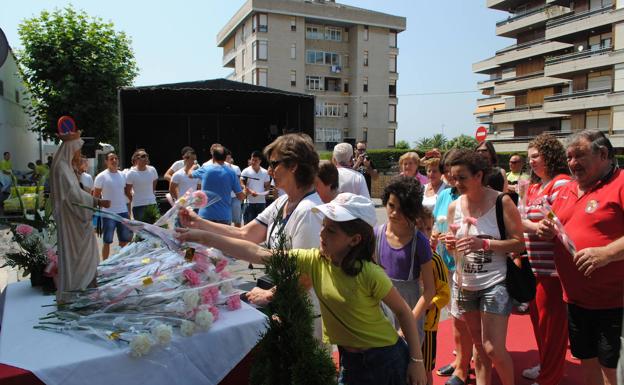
6;128;623;385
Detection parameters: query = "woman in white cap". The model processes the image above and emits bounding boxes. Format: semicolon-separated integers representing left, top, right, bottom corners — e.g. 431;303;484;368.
176;192;427;385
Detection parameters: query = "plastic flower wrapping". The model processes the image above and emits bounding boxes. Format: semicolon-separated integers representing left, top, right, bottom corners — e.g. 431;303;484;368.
153;189;217;228
450;217;479;291
538;199;577;256
517;179;530;219
35;238;245;358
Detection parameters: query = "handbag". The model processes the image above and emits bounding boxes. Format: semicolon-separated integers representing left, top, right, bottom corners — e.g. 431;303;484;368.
495;193;536;303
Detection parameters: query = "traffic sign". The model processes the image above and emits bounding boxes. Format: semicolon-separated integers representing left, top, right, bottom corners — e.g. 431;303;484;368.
475;126;488;143
57;116;77;135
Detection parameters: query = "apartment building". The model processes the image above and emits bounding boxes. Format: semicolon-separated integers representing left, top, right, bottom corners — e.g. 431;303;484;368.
474;0;624;151
217;0;406;149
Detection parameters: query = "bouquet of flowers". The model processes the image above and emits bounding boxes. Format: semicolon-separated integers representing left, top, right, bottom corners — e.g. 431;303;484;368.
539;199;577;256
517;179;530;219
37;239;244;358
154;189;218;228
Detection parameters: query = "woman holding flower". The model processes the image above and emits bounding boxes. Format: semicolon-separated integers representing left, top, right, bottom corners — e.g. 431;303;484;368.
444;149;524;385
520;133;571;385
50;131;110;303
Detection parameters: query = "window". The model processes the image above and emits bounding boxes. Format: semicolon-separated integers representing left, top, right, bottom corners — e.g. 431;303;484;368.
306;50;340;66
343;103;349;117
15;89;19;104
589;32;612;50
291;44;296;59
363;26;369;41
363;102;368;118
343;81;349;93
363;50;369;67
363;127;368;142
586;109;610;129
240;22;246;43
389;55;397;73
306;26;323;40
389;81;397;96
343;54;349;68
252;13;268;33
0;80;3;96
325;52;340;66
291;17;297;31
388;129;396;147
324;103;341;117
588;69;612;90
241;49;245;69
325;27;342;41
363;77;368;92
290;70;296;87
306;76;322;90
315;127;341;143
388;104;397;122
389;30;397;47
253;68;268;86
252;40;268;61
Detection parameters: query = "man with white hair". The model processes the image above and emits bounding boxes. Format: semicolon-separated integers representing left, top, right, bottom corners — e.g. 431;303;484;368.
332;142;370;198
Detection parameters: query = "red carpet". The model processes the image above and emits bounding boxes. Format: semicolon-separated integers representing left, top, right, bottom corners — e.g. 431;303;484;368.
332;314;584;385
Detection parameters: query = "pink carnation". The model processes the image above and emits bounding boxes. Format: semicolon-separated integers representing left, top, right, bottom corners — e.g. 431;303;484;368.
449;223;461;233
193;254;210;273
209;305;220;321
215;259;228;273
183;269;201;287
15;224;34;237
191;191;209;209
44;248;58;278
464;217;478;226
219;270;232;279
201;286;219;305
226;295;242;311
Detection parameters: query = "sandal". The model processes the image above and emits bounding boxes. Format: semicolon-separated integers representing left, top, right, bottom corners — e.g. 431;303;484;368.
445;375;467;385
436;364;455;376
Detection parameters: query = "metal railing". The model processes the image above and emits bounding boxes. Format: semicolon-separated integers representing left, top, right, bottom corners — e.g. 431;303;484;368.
544;87;611;102
496;4;549;26
494;103;543;114
495;70;545;84
546;4;613;28
478;77;502;87
496;37;546;55
545;45;612;65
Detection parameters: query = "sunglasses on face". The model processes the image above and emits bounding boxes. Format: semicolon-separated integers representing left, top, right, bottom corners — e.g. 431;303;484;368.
268;159;283;169
137;154;148;159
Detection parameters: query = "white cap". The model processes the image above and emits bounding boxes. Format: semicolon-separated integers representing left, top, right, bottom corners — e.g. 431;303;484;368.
312;192;377;228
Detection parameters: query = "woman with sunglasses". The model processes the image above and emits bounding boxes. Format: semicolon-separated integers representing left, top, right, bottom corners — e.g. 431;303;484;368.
475;141;507;193
178;133;325;338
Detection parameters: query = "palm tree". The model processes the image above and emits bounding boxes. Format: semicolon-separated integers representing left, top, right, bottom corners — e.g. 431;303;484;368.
414;137;434;151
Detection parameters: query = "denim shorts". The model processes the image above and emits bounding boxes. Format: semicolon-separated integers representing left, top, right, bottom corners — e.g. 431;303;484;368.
453;281;512;316
102;212;133;244
338;338;408;385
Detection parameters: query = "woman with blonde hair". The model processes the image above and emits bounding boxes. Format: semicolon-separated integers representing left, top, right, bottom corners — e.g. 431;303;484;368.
399;152;428;185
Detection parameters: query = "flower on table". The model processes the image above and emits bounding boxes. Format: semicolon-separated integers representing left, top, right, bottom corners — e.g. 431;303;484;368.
200;286;219;305
221;281;234;295
226;295;242;311
180;320;195;337
183;269;201;287
16;224;34;237
208;305;220;321
192;254;210;273
129;333;153;358
195;309;214;330
183;290;200;311
215;259;228;273
151;323;173;346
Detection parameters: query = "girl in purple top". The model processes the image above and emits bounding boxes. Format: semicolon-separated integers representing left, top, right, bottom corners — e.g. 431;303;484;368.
375;176;435;338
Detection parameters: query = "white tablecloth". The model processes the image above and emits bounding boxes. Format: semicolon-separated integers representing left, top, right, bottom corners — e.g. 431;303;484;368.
0;281;267;385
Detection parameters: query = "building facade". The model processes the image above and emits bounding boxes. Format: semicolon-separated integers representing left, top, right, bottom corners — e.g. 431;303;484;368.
474;0;624;151
217;0;406;149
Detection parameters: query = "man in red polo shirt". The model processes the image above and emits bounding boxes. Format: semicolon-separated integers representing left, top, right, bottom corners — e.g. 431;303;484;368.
538;129;623;385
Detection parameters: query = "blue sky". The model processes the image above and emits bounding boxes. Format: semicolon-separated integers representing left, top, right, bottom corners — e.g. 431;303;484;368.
1;0;510;144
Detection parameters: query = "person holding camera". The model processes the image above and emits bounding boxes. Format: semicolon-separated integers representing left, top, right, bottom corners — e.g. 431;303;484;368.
353;141;378;196
334;143;370;198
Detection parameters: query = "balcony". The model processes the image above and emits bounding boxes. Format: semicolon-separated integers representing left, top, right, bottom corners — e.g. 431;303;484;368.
496;5;571;37
488;0;528;11
473;56;499;74
478;77;500;90
477;95;506;107
546;6;624;41
545;47;624;77
543;88;624;113
222;48;236;68
494;71;570;94
493;104;568;123
475;113;494;124
495;39;572;65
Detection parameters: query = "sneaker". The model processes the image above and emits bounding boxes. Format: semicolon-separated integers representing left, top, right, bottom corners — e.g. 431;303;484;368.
516;302;530;313
522;365;540;380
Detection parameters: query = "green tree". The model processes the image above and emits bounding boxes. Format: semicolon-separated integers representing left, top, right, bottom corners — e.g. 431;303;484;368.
415;133;448;151
17;6;138;144
395;139;410;149
447;134;478;150
414;137;434;151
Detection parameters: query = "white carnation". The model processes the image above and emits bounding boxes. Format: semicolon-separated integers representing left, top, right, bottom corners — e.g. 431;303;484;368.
206;271;219;283
129;333;153;358
180;320;195;336
183;290;200;311
195;310;213;330
151;323;173;346
220;281;233;295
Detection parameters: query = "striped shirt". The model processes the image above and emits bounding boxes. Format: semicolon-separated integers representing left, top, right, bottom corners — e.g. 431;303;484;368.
424;252;450;331
524;174;571;277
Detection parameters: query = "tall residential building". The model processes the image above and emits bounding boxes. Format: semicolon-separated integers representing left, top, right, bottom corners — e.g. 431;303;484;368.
474;0;624;151
217;0;406;149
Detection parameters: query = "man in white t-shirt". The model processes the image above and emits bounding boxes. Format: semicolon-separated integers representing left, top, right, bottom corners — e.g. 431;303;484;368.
332;142;370;198
79;156;94;194
125;149;159;222
241;150;271;224
94;152;133;259
164;146;195;182
169;149;201;200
